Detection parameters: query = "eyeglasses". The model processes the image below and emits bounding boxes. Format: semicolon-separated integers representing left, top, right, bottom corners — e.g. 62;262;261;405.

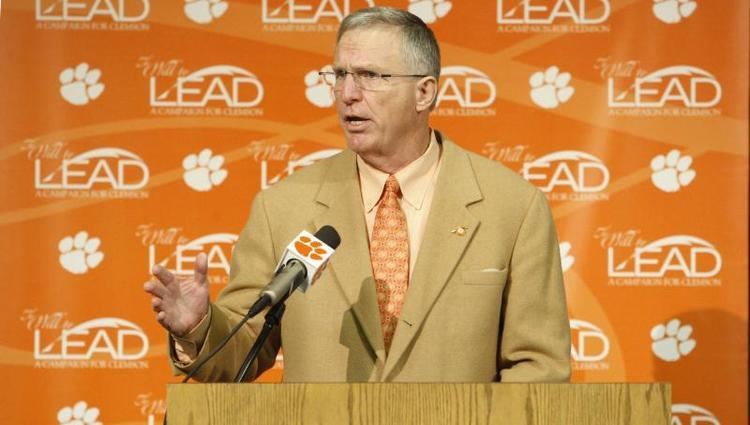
318;69;428;91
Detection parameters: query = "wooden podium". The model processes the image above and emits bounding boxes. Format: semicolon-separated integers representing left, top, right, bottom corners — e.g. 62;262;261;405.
167;382;670;424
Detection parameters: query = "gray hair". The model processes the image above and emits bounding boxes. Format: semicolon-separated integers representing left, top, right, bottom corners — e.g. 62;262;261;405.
337;7;441;81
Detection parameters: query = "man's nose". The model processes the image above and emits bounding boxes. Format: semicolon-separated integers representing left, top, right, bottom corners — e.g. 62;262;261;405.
338;73;362;104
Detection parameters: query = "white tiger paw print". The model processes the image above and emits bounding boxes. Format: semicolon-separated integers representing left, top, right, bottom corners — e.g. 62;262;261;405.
59;231;104;275
559;241;575;273
183;148;228;192
650;149;696;193
57;401;102;425
653;0;697;24
59;63;105;106
651;318;696;362
184;0;228;24
304;65;334;108
529;66;574;109
408;0;452;24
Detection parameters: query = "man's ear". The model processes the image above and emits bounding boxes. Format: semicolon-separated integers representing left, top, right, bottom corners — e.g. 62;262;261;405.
415;76;438;112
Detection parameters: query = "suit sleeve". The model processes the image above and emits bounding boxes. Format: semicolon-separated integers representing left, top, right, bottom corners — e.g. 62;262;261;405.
498;189;571;382
170;191;281;382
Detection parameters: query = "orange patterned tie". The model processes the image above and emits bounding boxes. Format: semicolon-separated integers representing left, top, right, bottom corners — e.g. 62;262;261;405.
370;175;409;352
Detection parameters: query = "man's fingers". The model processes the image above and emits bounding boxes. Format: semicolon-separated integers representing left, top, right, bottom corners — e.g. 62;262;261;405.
193;252;208;286
152;264;176;286
156;311;168;327
151;297;162;312
143;280;167;298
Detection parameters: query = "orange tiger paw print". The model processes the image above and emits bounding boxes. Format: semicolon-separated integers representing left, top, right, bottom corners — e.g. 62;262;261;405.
295;236;327;260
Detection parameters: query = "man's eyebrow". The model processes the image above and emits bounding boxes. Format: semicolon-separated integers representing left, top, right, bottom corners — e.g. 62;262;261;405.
332;64;380;72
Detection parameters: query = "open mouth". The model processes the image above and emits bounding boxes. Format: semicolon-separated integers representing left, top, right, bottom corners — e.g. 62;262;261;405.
344;115;370;129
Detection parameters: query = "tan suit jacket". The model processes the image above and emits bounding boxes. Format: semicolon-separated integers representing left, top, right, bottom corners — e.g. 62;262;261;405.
174;132;571;382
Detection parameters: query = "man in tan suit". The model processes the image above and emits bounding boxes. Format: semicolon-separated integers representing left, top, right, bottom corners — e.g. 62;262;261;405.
144;7;570;383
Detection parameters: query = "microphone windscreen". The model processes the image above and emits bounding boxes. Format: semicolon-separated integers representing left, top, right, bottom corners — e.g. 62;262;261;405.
315;225;341;250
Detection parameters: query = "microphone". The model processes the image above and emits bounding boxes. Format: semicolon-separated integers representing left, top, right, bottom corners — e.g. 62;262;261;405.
246;225;341;317
180;225;340;384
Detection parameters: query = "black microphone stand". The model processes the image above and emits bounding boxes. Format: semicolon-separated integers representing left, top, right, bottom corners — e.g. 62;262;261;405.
233;293;288;382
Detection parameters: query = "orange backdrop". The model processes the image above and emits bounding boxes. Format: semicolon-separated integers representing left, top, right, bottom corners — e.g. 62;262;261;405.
0;0;747;423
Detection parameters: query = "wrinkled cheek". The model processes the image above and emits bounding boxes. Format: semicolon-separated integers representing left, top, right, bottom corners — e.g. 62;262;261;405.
334;98;345;115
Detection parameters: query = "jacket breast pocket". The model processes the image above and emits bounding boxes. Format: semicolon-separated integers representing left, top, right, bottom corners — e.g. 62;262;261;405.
461;268;508;286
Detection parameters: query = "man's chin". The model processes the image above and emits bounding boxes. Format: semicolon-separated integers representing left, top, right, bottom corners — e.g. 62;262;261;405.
344;133;371;154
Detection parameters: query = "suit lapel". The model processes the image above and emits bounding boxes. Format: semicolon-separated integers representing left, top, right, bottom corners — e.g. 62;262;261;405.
383;137;484;379
312;151;386;366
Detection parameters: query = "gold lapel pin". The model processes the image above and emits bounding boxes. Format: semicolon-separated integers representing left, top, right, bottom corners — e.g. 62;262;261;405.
451;226;468;236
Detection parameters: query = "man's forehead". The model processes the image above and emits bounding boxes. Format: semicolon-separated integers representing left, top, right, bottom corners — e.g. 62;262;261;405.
334;26;404;67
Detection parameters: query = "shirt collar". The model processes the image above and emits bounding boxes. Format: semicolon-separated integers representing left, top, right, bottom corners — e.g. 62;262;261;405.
357;130;441;213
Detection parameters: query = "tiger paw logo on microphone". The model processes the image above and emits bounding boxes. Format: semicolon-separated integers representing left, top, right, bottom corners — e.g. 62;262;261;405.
277;228;338;293
294;236;330;260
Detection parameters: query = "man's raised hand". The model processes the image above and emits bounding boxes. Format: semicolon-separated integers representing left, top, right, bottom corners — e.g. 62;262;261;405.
143;252;210;337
